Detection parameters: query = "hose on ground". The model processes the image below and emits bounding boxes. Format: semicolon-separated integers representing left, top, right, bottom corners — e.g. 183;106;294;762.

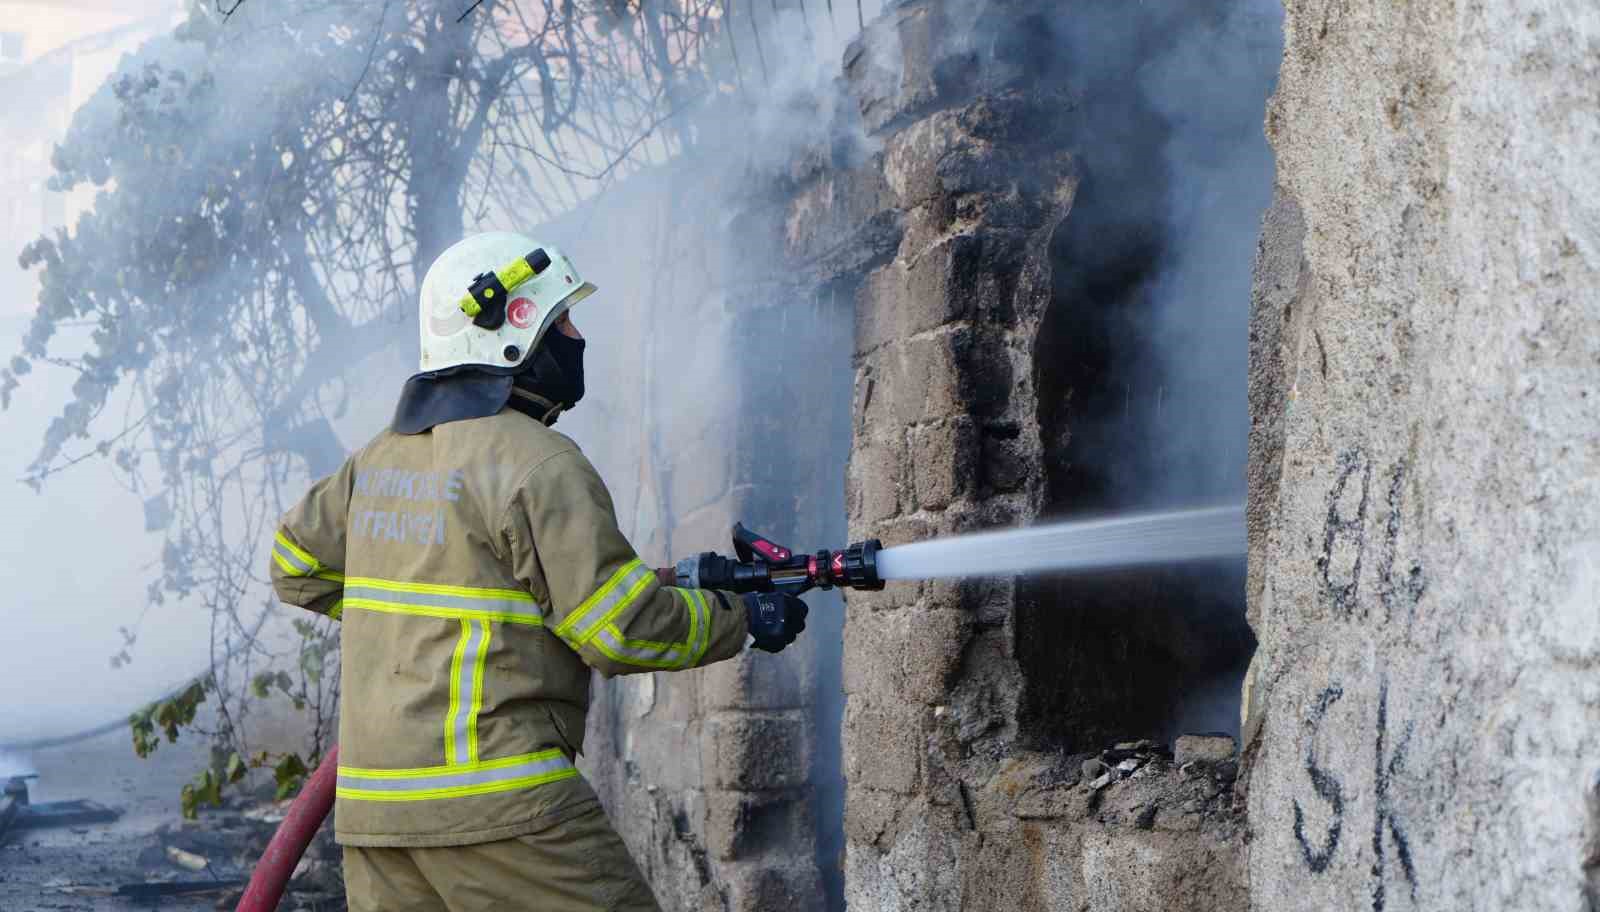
235;745;339;912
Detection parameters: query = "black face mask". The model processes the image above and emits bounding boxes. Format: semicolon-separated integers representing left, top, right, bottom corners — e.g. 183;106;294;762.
510;330;585;424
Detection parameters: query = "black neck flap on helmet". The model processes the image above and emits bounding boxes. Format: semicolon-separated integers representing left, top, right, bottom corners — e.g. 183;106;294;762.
391;367;515;435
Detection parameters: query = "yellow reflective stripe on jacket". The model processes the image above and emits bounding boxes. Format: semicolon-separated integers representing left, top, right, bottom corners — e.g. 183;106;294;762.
327;600;344;621
588;588;712;670
687;589;713;666
274;533;344;586
342;577;543;625
443;619;493;765
335;750;577;802
553;559;655;646
444;620;468;765
340;577;528;768
468;621;490;762
272;532;320;577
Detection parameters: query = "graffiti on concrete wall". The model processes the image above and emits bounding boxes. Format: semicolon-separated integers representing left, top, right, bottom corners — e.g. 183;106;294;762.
1292;684;1345;873
1368;678;1417;912
1317;449;1428;625
1292;450;1427;907
1317;451;1371;616
1291;676;1418;910
1377;461;1428;626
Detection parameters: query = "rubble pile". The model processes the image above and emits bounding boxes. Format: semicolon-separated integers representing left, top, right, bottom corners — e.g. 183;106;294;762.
1081;736;1240;829
994;734;1242;833
162;798;346;911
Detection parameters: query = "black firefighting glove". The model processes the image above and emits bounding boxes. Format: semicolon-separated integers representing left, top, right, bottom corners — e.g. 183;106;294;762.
741;591;808;653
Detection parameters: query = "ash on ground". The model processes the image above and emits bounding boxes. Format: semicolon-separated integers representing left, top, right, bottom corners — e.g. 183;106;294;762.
0;729;344;911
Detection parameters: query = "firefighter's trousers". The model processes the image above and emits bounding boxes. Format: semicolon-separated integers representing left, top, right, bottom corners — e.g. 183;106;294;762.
342;801;660;912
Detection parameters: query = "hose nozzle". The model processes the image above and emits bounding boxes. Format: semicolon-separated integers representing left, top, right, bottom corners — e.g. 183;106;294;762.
814;538;884;592
667;524;885;596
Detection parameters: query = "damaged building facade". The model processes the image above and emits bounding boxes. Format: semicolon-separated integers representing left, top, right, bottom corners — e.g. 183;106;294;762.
0;0;1588;909
557;0;1599;910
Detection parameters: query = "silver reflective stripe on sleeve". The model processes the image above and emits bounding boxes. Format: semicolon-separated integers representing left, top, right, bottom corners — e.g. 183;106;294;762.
556;560;657;646
342;578;544;624
336;750;578;801
587;588;711;670
592;626;689;669
273;538;316;576
688;589;713;666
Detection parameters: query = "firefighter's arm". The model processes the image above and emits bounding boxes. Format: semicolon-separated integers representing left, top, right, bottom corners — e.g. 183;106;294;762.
502;448;748;676
269;457;354;621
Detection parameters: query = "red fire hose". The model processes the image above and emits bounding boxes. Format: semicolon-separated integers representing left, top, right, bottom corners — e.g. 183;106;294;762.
235;745;339;912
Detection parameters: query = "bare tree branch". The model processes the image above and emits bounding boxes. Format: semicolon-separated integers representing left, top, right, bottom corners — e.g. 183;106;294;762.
10;0;760;794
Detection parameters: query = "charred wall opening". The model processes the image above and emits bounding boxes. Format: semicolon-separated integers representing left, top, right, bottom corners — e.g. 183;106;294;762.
1019;172;1255;751
1013;0;1277;753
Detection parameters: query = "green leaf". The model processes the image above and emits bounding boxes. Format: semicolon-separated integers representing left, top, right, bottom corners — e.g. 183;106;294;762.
197;768;222;808
138;676;209;745
179;767;223;819
273;753;309;801
224;752;247;784
129;708;157;758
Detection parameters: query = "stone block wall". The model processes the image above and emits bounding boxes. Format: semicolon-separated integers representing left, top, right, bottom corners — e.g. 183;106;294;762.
831;1;1258;908
1244;3;1600;910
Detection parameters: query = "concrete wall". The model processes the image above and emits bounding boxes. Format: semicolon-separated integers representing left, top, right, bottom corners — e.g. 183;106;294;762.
1244;3;1600;910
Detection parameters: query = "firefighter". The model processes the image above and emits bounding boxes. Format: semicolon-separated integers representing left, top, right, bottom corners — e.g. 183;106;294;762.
268;232;809;912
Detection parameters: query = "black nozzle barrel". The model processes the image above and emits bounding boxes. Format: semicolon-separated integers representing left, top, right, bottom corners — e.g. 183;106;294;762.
837;538;884;591
676;534;885;596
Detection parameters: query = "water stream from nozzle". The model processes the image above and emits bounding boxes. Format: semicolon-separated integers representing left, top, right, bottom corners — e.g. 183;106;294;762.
873;504;1244;581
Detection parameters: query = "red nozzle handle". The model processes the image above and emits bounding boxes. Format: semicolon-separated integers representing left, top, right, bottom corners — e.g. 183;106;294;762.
732;523;792;563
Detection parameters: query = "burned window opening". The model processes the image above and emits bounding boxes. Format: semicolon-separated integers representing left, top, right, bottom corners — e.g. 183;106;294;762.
1019;163;1256;755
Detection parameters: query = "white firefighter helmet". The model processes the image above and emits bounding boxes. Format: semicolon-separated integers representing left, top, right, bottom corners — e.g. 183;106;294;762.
418;232;596;373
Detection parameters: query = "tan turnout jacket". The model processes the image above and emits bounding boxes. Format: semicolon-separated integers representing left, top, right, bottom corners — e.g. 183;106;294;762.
269;409;748;847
